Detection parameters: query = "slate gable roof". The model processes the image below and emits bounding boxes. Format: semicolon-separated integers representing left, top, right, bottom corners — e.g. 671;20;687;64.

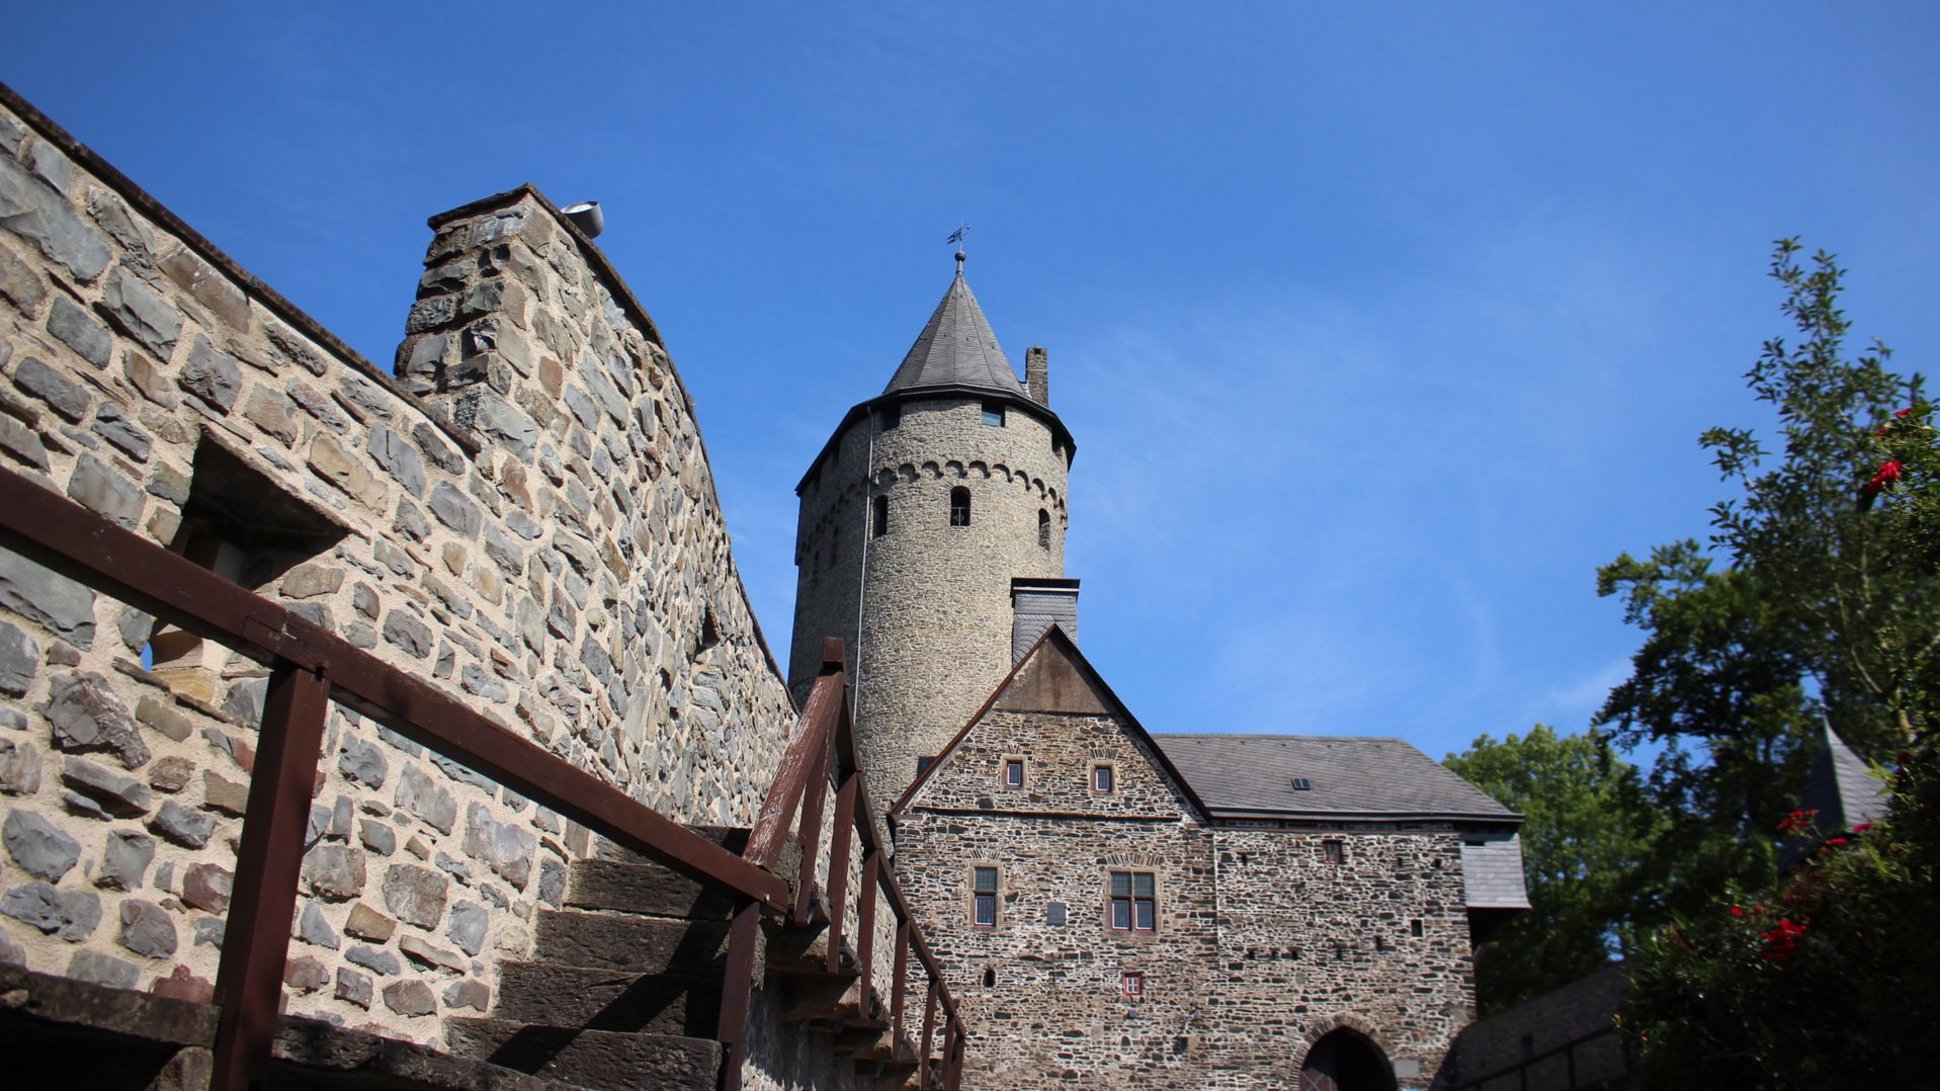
1154;734;1521;823
882;268;1034;401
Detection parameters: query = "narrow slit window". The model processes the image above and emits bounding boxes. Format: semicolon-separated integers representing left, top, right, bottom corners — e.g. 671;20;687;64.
872;494;888;538
949;486;971;527
1410;919;1424;938
981;401;1005;427
1092;765;1114;793
1004;759;1024;788
973;866;998;928
1109;871;1156;932
1038;508;1051;549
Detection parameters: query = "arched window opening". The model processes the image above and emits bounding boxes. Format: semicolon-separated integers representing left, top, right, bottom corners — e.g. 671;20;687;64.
872;494;888;537
1037;508;1051;549
1299;1028;1396;1091
950;487;971;527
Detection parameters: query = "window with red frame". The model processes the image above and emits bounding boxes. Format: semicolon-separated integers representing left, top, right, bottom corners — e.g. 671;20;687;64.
1109;870;1155;932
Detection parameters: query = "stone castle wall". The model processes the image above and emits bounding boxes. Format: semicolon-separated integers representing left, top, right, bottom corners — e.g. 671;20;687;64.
0;88;794;1047
789;395;1070;813
1204;825;1475;1089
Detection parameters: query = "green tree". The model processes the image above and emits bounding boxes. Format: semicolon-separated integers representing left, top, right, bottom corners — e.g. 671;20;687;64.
1604;241;1940;1082
1443;725;1659;1014
1595;241;1935;919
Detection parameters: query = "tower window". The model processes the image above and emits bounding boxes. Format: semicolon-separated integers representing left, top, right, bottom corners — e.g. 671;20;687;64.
872;494;888;538
972;866;998;928
879;405;900;431
949;486;971;527
980;401;1005;427
1038;508;1050;549
1109;871;1156;932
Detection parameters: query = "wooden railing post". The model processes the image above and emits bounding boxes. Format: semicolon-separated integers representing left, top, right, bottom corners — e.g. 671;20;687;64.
890;920;911;1053
947;1021;966;1090
857;850;880;1013
920;980;939;1090
824;770;859;973
715;899;763;1091
210;661;329;1091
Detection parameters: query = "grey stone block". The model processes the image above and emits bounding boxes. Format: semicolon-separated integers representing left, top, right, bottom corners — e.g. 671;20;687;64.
382;978;436;1016
47;294;111;367
302;843;366;901
47;671;146;766
461;802;535;891
0;738;40;796
101;266;183;359
367;425;426;496
1;880;101;940
178;335;242;412
0;621;38;696
149;800;216;848
337;737;388;789
380;863;448;930
0;154;111;280
59;755;153;816
381;610;433;659
359;818;396;856
394;763;456;834
26;140;75;195
96;830;155;891
13;354;91;421
181;862;232;913
0;413;49;470
92;403;152;461
296;901;340;949
117;898;178;958
67;453;144;528
447;900;488;956
4;808;81;880
68;948;140;988
347;944;401;976
336;967;372;1008
427;480;480;536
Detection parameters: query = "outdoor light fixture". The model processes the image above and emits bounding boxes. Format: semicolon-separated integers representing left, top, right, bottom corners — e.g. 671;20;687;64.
561;201;604;239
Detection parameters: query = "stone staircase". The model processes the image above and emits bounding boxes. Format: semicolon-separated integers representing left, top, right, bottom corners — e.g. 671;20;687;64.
446;827;923;1091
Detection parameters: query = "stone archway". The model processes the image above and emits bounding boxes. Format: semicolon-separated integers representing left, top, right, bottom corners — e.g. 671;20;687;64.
1298;1027;1397;1091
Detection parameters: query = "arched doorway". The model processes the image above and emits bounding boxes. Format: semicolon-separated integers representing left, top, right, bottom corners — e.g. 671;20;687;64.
1299;1028;1397;1091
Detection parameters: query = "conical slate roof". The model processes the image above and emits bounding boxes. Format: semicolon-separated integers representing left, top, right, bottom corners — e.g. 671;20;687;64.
882;266;1032;400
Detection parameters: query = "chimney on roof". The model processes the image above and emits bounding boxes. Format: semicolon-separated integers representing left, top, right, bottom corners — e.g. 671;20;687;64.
1011;577;1079;661
1025;346;1049;405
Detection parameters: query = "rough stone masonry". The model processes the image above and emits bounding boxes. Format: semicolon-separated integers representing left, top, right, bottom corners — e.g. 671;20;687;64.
0;85;796;1047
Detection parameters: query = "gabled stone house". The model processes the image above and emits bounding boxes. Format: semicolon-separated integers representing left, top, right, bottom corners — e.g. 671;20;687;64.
787;263;1530;1090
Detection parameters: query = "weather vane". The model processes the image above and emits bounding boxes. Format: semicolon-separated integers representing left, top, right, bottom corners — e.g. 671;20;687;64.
947;221;968;271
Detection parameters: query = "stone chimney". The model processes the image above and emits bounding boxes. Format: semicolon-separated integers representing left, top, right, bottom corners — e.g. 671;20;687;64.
1025;346;1049;405
1011;577;1079;661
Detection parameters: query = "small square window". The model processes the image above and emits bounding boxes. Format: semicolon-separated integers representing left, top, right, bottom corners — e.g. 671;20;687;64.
1092;765;1114;793
879;405;900;431
1323;841;1345;866
1291;777;1312;791
1004;759;1024;787
973;866;998;928
981;401;1005;427
1121;971;1144;1000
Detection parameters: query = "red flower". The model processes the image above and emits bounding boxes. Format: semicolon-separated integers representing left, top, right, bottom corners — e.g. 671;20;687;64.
1826;837;1849;848
1777;809;1819;836
1730;905;1744;917
1896;406;1916;418
1760;917;1808;963
1851;823;1874;834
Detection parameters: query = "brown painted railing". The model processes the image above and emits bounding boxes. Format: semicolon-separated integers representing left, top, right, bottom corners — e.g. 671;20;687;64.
0;463;962;1091
730;636;967;1091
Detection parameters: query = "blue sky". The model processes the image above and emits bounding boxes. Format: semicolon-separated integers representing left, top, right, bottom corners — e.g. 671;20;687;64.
11;3;1938;762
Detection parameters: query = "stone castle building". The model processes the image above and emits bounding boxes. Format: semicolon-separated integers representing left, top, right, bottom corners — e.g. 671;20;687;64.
791;260;1531;1089
0;80;1525;1091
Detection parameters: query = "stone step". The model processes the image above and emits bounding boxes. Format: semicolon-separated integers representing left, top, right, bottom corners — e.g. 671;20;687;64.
531;910;730;975
589;825;748;865
493;960;722;1038
566;857;741;921
446;1019;721;1091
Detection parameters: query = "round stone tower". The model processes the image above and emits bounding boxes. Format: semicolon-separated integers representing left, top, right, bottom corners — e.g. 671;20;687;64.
789;255;1075;814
